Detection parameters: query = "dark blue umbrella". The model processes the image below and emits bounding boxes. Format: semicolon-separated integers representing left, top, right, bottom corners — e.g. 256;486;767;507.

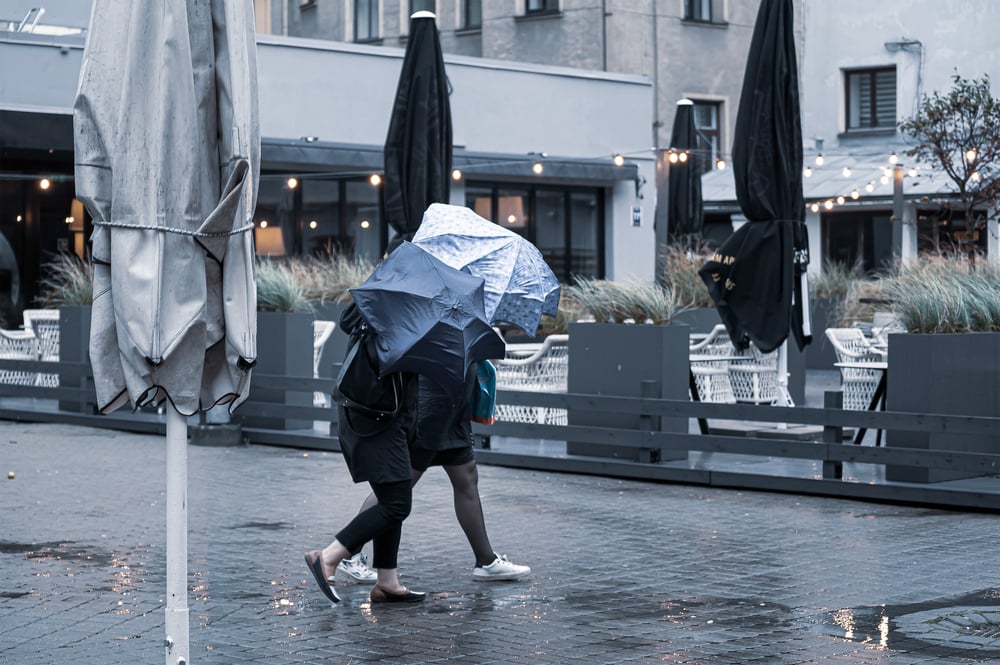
349;241;505;396
382;11;452;239
698;0;811;353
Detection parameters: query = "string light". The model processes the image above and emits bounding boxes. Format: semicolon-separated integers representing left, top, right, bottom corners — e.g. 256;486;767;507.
815;153;824;166
39;178;50;190
668;151;679;164
908;167;918;177
308;220;318;229
880;175;889;185
260;219;269;228
369;174;382;186
532;162;544;174
286;177;298;189
824;200;834;210
451;168;463;181
836;195;845;205
810;202;820;213
678;151;688;163
850;189;860;200
803;166;812;177
613;153;625;167
889;151;898;164
715;158;726;170
965;148;977;163
865;182;875;192
842;166;852;177
972;171;982;182
883;167;892;178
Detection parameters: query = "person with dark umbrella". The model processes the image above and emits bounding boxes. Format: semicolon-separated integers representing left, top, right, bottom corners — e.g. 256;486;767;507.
304;248;426;605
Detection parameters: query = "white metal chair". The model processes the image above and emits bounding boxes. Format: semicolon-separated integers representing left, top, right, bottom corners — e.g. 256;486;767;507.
312;320;336;408
0;327;39;386
688;324;736;404
728;344;779;404
826;327;887;410
494;334;569;425
23;309;59;387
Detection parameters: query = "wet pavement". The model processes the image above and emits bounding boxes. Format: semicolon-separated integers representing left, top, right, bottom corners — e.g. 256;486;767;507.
2;421;1000;664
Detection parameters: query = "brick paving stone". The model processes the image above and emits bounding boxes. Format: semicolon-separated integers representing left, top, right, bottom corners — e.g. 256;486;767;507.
3;421;1000;663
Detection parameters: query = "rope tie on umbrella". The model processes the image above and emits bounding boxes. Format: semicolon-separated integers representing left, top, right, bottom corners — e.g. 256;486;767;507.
92;220;254;237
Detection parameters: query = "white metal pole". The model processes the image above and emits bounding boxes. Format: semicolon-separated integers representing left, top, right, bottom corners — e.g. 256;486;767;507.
165;406;189;665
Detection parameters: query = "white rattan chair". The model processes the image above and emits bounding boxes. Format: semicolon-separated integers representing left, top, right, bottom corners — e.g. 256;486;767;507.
688;324;736;404
312;320;336;408
0;327;39;386
826;327;887;410
494;334;568;425
23;309;59;387
728;344;779;404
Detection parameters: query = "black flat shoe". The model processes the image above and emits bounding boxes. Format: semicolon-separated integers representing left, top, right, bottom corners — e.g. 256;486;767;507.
369;585;426;603
304;551;340;604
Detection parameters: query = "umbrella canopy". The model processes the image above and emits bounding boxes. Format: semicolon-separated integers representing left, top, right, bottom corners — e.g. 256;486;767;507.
350;241;505;396
382;11;452;239
698;0;811;353
74;0;259;416
412;203;561;334
666;99;704;242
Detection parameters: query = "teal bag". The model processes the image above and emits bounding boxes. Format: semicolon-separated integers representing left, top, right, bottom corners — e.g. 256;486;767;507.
469;360;497;425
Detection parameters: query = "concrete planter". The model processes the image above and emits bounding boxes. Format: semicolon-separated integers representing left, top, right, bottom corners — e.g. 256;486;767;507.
804;296;839;370
886;332;1000;483
567;322;689;462
241;311;314;431
57;304;92;413
670;306;721;334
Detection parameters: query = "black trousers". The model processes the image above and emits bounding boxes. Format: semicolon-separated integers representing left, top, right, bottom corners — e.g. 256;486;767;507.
335;479;411;570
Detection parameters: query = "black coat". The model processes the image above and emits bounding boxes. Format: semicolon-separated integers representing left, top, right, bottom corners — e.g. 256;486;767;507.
337;303;418;484
413;364;477;452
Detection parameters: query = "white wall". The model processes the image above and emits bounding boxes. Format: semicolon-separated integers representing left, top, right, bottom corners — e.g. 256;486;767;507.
801;0;1000;154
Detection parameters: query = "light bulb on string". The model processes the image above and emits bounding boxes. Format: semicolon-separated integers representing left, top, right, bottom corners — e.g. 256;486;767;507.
865;182;874;192
836;195;845;205
965;148;977;163
613;153;625;167
668;151;679;164
815;153;824;166
803;166;812;177
810;202;820;213
715;158;726;170
971;171;982;183
883;167;892;178
889;152;898;164
369;174;382;186
451;168;463;181
842;166;852;177
532;162;544;174
908;167;918;177
824;200;834;210
880;175;889;185
678;151;688;163
850;189;860;200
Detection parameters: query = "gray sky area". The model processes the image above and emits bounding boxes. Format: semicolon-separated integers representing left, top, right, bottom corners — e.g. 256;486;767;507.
1;1;91;29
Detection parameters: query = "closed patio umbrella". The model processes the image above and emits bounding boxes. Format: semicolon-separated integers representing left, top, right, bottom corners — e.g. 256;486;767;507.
698;0;811;355
666;99;704;246
382;10;452;240
74;1;259;662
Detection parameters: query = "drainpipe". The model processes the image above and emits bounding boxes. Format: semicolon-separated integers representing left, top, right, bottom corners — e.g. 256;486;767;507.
601;0;607;71
651;1;661;151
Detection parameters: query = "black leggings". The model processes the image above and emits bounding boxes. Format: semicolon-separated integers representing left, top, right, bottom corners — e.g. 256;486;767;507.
335;479;411;570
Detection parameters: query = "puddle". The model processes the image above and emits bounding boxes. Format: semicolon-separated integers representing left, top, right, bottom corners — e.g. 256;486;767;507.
227;521;292;531
812;588;1000;660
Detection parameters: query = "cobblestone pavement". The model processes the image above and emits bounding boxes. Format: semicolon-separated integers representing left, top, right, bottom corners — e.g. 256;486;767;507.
2;421;1000;664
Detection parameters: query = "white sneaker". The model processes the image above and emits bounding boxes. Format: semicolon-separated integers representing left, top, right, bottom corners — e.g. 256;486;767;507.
332;553;377;583
472;553;531;581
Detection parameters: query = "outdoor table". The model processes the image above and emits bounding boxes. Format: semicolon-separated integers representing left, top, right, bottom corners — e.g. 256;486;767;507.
688;353;754;434
835;360;888;445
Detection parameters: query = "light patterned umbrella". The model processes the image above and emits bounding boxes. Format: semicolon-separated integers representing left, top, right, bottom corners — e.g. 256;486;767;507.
412;203;560;335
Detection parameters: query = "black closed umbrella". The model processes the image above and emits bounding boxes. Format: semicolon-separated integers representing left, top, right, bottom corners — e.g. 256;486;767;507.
667;99;704;244
698;0;811;354
382;10;452;240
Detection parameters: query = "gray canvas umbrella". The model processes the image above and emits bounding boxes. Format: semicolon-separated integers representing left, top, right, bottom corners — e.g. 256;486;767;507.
74;2;259;662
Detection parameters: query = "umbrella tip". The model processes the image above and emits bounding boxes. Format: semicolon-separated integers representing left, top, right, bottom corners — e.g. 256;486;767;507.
411;10;436;20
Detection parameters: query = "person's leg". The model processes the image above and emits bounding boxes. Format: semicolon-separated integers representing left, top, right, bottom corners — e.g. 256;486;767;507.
366;479;414;594
442;460;495;566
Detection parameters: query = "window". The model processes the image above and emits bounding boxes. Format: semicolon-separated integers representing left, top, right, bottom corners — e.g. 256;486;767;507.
354;0;379;42
526;0;558;15
685;0;711;22
465;182;605;281
845;67;896;131
462;0;482;29
822;212;894;274
691;100;721;175
410;0;434;13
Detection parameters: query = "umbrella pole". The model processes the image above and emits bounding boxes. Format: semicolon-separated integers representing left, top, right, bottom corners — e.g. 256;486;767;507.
775;342;792;429
165;406;190;665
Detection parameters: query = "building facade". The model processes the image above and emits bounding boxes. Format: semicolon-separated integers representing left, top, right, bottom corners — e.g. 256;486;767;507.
0;2;657;325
